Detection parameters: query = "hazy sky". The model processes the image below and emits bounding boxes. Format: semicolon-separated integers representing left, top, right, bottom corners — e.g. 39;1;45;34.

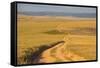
17;3;96;13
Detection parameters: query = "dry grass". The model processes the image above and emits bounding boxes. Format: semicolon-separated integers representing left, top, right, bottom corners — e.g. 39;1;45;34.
17;15;96;65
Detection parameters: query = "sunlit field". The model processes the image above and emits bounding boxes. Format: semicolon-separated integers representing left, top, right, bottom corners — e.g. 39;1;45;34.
17;15;96;64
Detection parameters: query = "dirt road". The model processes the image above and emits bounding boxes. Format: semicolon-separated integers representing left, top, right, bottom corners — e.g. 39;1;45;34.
39;35;86;63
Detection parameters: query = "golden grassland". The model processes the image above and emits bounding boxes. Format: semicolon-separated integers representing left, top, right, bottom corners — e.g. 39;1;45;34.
17;15;96;64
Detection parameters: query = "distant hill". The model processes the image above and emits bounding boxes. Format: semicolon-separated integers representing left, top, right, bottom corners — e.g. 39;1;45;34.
18;11;96;18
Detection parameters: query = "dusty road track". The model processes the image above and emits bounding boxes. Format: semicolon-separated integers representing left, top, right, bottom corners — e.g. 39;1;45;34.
38;35;86;63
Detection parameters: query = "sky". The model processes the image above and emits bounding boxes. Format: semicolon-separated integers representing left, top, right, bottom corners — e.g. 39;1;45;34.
17;3;96;13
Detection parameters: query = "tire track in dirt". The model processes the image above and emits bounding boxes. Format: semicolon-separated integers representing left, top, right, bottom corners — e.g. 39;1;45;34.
39;35;86;63
50;43;67;62
52;42;71;62
39;41;65;63
62;35;86;61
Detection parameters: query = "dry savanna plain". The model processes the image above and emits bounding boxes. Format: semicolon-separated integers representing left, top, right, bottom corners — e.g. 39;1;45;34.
17;15;96;65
